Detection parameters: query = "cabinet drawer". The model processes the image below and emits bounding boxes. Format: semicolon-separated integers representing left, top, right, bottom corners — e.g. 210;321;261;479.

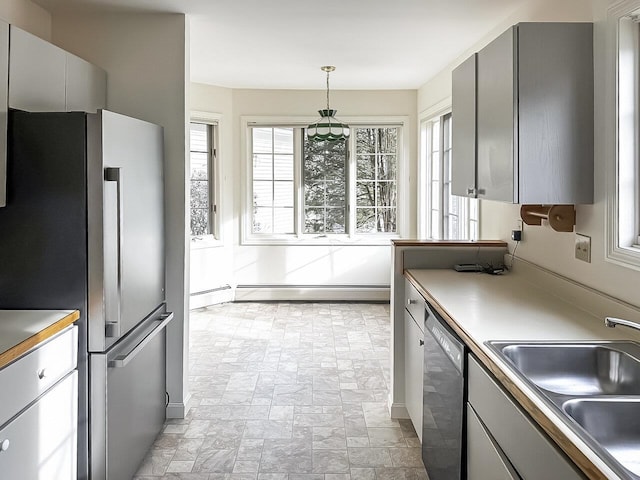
467;403;520;480
0;326;77;427
0;371;77;480
468;355;584;479
404;278;425;330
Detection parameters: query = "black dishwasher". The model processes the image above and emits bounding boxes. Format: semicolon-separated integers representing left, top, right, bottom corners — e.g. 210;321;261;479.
422;300;467;480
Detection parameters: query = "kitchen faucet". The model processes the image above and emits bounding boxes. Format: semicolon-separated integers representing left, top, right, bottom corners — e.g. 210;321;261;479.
604;316;640;332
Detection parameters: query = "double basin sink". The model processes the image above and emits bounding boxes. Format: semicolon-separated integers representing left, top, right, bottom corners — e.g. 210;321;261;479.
486;341;640;479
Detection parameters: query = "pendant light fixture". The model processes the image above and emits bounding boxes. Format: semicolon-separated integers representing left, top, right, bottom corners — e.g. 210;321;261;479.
306;66;350;142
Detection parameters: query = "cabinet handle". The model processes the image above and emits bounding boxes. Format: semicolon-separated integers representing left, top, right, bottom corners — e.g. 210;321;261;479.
477;188;486;195
37;368;47;380
466;187;476;195
0;439;9;452
419;339;424;346
407;299;417;306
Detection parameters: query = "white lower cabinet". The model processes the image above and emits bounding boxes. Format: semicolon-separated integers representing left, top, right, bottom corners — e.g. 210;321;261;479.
404;310;424;441
467;403;520;480
467;355;585;479
0;370;78;479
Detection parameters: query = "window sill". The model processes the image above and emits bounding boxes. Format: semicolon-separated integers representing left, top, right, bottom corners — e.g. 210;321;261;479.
241;234;400;247
606;244;640;273
190;235;223;249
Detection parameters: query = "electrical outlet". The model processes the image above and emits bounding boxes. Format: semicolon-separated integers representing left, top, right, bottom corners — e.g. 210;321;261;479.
575;234;591;263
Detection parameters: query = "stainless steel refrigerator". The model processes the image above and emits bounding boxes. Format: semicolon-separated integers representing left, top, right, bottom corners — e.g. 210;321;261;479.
0;109;173;480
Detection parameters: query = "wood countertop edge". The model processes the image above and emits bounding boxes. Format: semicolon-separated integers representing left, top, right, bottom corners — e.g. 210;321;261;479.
405;271;607;480
0;310;80;370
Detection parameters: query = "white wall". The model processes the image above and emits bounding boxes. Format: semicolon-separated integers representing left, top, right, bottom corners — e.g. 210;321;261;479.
0;0;50;40
419;0;640;311
51;11;191;416
190;86;417;299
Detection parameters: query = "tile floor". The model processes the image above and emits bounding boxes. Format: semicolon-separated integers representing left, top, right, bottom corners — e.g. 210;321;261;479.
134;302;428;480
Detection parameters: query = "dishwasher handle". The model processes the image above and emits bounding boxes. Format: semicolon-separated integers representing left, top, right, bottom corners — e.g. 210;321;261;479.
425;304;465;373
108;312;173;368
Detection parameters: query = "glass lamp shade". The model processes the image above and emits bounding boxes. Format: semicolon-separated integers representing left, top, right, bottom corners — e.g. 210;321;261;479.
306;109;350;142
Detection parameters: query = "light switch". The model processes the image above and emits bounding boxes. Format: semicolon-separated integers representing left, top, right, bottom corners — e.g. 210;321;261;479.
575;234;591;263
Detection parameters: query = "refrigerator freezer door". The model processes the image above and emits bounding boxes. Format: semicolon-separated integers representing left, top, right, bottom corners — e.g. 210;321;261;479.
90;309;170;480
87;110;165;352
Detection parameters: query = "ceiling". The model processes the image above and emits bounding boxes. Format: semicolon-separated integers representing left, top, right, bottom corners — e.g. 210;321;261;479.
35;0;526;90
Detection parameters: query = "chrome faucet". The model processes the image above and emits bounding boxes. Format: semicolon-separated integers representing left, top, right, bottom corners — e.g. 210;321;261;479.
604;316;640;332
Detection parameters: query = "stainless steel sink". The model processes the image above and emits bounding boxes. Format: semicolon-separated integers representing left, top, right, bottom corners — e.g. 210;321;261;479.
486;340;640;480
563;399;640;478
499;343;640;395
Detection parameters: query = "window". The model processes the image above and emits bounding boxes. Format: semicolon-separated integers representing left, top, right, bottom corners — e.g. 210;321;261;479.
246;121;402;242
607;1;640;269
189;121;217;238
421;112;478;240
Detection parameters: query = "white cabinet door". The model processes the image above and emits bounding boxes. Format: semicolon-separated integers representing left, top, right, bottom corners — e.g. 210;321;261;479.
451;53;477;198
8;26;66;112
404;310;423;441
65;53;106;113
0;371;77;480
476;26;516;203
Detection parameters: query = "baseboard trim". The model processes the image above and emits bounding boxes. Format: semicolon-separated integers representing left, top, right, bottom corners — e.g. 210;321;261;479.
234;285;390;302
166;392;192;419
389;401;410;419
189;286;234;309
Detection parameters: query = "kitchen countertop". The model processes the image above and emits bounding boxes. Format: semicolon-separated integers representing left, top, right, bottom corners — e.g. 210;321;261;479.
0;310;80;369
405;268;640;480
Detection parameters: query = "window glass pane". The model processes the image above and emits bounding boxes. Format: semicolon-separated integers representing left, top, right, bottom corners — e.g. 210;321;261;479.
273;128;294;154
449;193;459;215
190;122;213;237
377;208;397;233
357;182;375;207
190;180;209;208
190;123;208;153
432;121;440;151
449;214;459;239
273;207;294;233
253;207;273;233
191;152;208;179
303;137;347;234
190;208;208;236
253;181;273;207
274;155;294;180
274;181;294;207
431;152;440;181
376;182;396;208
253;128;273;153
431;211;440;239
377;155;396;180
356;208;376;232
378;128;397;154
470;198;479;220
357;155;376;180
253;154;273;180
431;182;440;210
356;128;376;154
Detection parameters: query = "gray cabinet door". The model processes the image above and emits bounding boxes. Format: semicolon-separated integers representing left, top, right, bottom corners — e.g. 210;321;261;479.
66;53;107;113
476;26;516;203
0;20;7;208
8;26;66;112
451;53;477;198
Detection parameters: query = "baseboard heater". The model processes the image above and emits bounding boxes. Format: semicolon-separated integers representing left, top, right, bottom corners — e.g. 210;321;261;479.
234;284;390;302
189;285;232;297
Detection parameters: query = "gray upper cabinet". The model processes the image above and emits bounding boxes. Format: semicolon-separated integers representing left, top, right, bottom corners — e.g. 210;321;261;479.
9;26;66;112
66;53;106;113
0;20;7;208
451;54;477;198
454;22;594;205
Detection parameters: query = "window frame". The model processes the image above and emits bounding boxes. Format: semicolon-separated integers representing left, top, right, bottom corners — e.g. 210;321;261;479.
241;115;409;245
606;1;640;270
418;101;479;241
190;111;222;247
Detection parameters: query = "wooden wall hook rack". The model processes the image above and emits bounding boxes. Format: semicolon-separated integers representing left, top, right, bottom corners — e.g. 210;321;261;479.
520;205;576;232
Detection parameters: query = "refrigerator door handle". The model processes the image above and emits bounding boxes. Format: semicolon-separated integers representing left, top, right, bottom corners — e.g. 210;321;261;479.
104;166;124;338
108;312;173;368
